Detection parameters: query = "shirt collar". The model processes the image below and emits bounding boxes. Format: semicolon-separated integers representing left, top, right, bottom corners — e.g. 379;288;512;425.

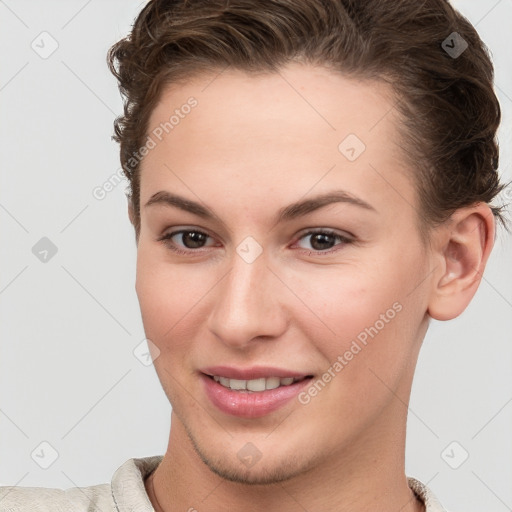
408;477;447;511
111;455;163;512
111;456;446;511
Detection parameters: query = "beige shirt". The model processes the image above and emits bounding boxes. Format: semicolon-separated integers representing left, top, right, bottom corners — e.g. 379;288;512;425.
0;455;447;511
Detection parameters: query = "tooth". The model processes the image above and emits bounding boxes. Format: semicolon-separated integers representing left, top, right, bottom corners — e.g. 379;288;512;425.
214;375;300;391
230;379;246;390
247;378;266;392
265;377;280;390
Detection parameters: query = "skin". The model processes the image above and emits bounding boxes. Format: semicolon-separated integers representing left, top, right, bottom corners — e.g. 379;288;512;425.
129;62;494;511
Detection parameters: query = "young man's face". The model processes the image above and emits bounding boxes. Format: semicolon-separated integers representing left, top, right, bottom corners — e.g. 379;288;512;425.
135;63;435;484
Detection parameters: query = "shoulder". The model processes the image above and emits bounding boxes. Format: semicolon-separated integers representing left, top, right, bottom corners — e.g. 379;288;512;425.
0;455;163;512
0;483;113;511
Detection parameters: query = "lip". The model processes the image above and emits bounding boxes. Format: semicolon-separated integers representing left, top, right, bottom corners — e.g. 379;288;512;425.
199;366;313;419
200;365;309;380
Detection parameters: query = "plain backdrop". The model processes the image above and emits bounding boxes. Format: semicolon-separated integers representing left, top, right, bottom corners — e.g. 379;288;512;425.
0;1;511;511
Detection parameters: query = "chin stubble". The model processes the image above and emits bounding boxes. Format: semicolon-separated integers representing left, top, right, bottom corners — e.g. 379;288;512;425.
182;421;314;486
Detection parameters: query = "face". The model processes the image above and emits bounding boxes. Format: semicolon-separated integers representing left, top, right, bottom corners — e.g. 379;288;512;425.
135;63;435;484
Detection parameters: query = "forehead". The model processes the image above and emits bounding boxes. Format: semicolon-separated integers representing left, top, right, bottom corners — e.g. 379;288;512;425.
139;63;415;223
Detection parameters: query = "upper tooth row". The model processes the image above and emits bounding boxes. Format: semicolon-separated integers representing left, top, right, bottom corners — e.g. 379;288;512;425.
213;376;296;391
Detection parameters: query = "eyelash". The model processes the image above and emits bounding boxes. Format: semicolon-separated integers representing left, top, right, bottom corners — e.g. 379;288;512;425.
156;228;354;257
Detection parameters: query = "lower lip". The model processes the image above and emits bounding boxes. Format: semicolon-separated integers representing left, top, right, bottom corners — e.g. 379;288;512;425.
201;374;312;418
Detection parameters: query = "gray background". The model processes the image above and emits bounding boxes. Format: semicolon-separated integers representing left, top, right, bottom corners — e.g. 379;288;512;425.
0;1;510;511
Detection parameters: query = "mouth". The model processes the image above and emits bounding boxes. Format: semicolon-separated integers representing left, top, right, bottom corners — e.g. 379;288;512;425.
199;368;314;418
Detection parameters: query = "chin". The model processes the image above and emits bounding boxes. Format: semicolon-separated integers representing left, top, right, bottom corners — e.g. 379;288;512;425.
184;421;316;485
200;450;311;486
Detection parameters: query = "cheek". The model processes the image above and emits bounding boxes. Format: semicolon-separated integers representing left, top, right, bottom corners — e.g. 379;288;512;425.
289;249;427;376
135;249;208;347
287;264;404;345
294;277;422;430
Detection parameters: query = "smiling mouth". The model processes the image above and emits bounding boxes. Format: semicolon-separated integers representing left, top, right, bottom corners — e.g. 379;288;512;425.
205;374;313;392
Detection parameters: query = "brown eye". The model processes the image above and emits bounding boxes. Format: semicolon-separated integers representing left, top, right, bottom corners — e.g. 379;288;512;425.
308;232;336;251
296;229;353;254
157;229;216;253
175;231;209;249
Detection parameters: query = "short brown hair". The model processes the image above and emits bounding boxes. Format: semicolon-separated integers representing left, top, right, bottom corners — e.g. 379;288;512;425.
107;0;508;240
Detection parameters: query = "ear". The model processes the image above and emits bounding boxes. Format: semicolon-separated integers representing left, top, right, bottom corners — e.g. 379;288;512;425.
427;203;495;321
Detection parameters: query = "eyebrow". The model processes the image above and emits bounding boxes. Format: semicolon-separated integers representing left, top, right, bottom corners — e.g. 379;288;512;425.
144;189;377;224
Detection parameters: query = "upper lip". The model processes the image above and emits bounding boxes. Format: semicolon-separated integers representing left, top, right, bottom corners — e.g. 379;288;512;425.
200;366;311;380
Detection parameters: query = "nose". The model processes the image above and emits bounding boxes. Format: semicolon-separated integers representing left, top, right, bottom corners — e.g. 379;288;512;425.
206;247;288;350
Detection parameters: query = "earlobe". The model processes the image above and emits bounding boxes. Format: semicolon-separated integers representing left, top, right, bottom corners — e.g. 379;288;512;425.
427;204;495;321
